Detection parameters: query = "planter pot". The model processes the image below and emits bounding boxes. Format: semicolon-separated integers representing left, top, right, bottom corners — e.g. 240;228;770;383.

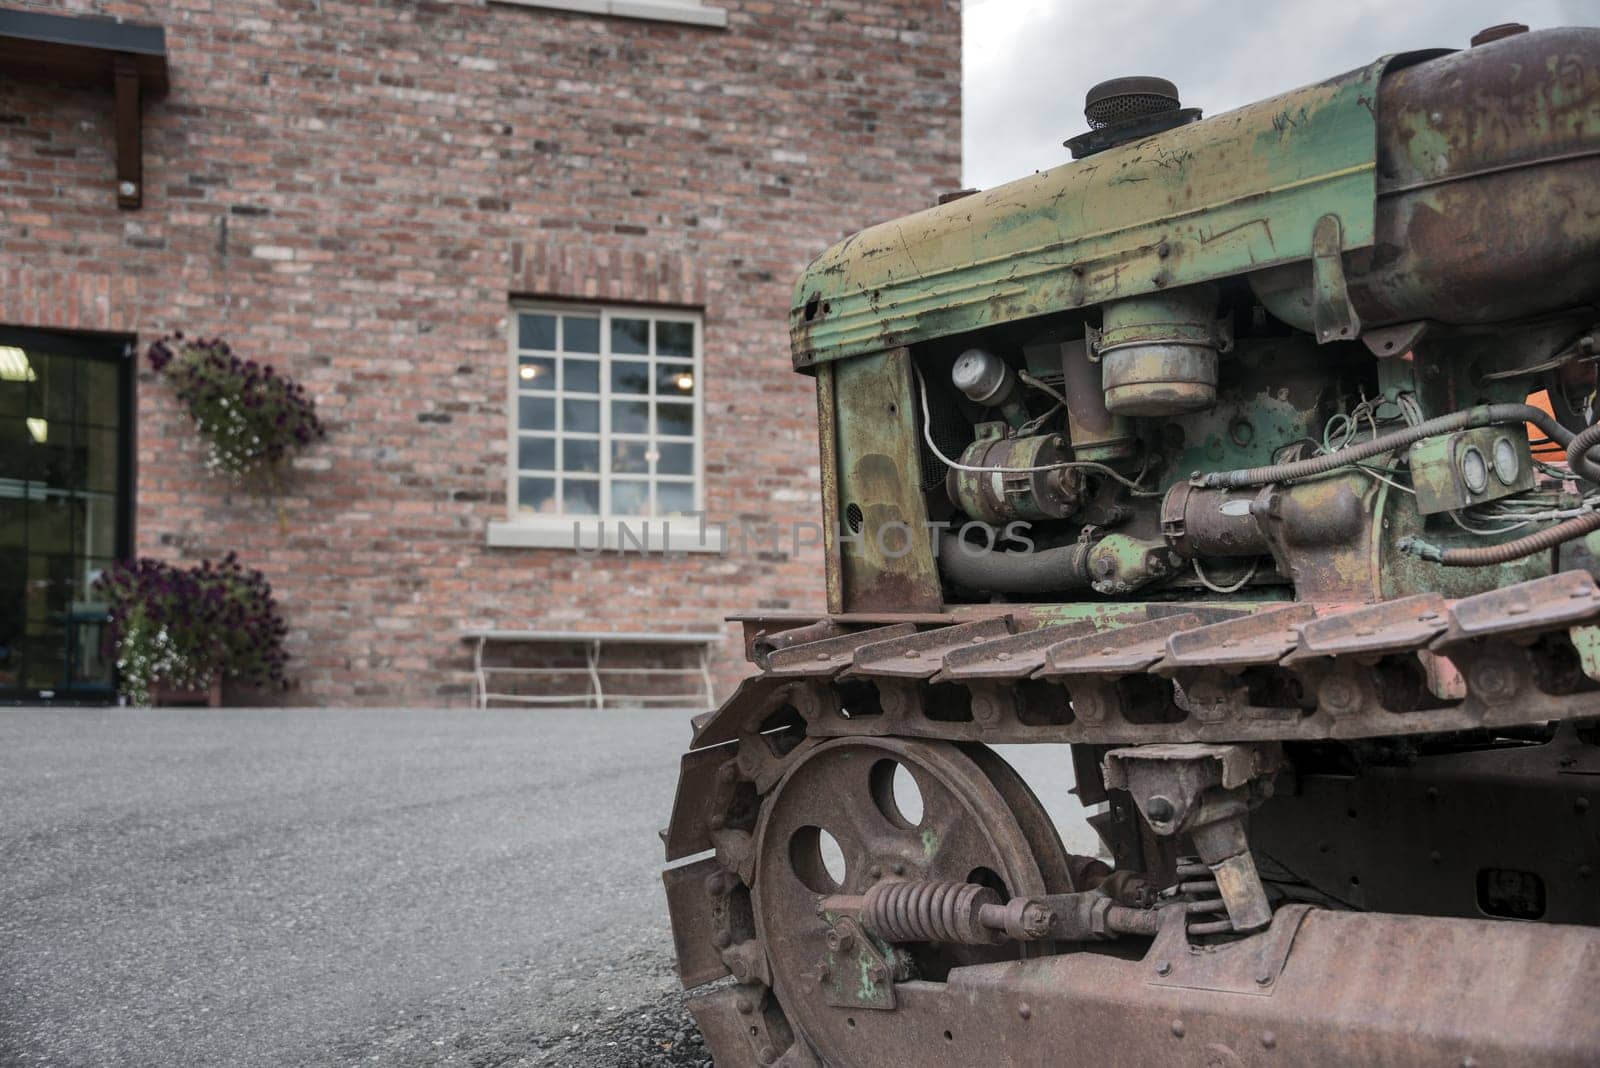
150;676;223;708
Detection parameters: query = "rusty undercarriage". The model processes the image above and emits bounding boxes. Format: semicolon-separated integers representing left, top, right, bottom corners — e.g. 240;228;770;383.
662;24;1600;1066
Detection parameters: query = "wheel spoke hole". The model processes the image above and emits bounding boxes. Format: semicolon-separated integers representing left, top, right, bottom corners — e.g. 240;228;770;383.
790;825;848;893
869;759;925;829
967;866;1009;899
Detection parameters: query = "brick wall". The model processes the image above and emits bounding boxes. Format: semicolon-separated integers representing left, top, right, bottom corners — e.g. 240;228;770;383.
0;0;962;703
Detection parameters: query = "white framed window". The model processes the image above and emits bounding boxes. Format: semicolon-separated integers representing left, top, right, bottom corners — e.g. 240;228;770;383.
490;303;717;551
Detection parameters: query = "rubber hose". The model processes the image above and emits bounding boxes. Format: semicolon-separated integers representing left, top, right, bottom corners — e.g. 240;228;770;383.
1567;421;1600;483
1402;510;1600;567
938;534;1092;594
1202;404;1574;490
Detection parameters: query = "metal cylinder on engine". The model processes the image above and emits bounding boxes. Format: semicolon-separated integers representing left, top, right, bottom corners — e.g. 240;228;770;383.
946;425;1083;523
1092;284;1227;415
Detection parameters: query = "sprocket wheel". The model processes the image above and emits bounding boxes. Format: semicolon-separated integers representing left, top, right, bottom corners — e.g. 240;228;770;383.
750;737;1073;1066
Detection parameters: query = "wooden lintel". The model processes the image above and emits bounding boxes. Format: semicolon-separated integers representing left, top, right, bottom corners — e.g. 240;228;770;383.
113;54;141;210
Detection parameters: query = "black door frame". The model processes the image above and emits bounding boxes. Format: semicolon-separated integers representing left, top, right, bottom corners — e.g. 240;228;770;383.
0;323;136;703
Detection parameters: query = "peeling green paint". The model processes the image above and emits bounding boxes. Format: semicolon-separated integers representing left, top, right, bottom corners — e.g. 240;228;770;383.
791;58;1398;369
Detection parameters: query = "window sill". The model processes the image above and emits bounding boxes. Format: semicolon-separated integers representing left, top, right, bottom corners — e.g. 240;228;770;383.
487;516;726;553
489;0;727;28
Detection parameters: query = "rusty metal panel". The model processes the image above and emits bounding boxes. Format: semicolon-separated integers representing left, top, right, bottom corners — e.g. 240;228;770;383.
1436;571;1600;645
844;617;1015;679
662;740;739;862
814;361;844;615
831;349;943;612
790;59;1392;368
1038;613;1203;677
936;621;1096;681
1282;592;1447;663
663;857;733;988
765;623;919;678
1159;604;1318;671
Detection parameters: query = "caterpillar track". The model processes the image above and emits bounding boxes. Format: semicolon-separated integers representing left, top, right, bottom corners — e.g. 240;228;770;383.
660;574;1600;1066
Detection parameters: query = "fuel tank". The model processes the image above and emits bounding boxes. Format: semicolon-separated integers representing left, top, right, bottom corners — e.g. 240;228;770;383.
1252;25;1600;332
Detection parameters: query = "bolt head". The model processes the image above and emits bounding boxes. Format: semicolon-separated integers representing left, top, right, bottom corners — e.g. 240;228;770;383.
1145;796;1176;823
1018;1003;1032;1020
758;1045;778;1065
735;996;754;1015
1156;959;1172;976
1255;971;1274;987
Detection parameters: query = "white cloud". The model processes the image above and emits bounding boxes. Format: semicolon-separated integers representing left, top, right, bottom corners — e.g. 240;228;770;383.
963;0;1593;187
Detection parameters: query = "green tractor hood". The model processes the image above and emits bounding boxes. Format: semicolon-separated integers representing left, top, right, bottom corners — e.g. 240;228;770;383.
790;55;1422;370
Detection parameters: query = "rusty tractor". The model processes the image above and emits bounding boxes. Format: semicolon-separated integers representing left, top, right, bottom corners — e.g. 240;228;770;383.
664;24;1600;1066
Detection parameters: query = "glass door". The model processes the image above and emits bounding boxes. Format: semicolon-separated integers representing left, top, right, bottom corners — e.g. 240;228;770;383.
0;326;133;702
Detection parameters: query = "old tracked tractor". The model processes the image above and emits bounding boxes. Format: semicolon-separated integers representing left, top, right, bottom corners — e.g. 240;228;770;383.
663;25;1600;1066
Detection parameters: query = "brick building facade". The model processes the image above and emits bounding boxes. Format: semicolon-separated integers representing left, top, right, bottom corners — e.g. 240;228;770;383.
0;0;961;704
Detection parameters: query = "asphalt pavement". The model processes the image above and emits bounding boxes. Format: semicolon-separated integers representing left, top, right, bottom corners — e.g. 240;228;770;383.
0;706;1089;1067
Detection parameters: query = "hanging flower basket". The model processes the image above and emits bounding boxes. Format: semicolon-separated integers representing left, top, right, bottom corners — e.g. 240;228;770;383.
146;334;325;487
93;555;291;708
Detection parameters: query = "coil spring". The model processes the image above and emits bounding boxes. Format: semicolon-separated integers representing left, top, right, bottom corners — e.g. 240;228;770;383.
1176;859;1235;937
864;879;996;945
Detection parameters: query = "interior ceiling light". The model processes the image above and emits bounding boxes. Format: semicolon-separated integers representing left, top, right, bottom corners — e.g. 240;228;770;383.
26;418;47;443
0;346;36;382
675;372;695;391
519;365;540;381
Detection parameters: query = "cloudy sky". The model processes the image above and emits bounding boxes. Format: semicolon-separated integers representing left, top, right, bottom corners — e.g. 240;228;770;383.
962;0;1595;187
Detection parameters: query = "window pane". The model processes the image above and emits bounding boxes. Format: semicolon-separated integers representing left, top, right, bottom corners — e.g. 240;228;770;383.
517;355;555;390
657;442;694;475
518;395;555;431
658;482;695;516
518;476;556;514
612;440;650;474
611;361;650;395
657;402;694;437
611;317;649;355
657;320;694;358
610;480;649;516
564;479;600;515
518;436;555;471
562;438;599;473
563;399;599;433
519;313;556;351
563;316;599;353
564;358;599;394
657;363;695;397
612;400;649;434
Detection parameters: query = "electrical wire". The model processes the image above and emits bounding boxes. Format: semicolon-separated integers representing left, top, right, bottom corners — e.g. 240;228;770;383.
1192;557;1259;594
914;365;1164;496
1017;370;1070;408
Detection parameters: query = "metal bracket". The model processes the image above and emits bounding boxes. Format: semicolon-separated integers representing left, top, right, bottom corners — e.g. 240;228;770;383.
819;917;896;1011
1362;320;1428;358
1145;903;1315;995
1310;213;1362;344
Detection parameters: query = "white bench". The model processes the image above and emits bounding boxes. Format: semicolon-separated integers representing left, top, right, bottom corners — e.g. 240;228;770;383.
462;630;721;710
